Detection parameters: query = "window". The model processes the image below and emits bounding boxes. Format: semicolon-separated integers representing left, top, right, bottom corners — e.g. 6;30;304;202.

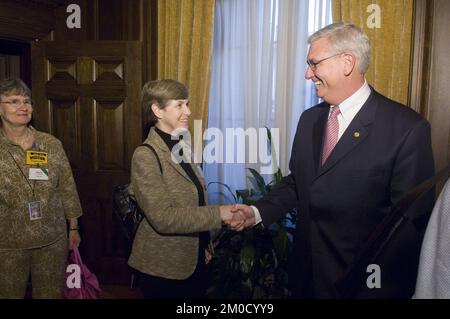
205;0;332;204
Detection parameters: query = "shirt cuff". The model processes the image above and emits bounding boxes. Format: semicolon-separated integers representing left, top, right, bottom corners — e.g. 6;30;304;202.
250;205;263;225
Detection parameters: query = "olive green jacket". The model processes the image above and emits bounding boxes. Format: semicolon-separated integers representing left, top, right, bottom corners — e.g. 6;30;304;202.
128;127;221;280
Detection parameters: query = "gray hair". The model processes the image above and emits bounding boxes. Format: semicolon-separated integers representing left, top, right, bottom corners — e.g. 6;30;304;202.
308;22;371;74
0;77;31;99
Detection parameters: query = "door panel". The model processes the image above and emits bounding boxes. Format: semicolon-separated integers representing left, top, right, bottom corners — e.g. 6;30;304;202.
31;41;142;284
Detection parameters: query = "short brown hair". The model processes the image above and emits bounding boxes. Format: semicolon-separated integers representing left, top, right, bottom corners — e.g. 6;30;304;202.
142;79;189;125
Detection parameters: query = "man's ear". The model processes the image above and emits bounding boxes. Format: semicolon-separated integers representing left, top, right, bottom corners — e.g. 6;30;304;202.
343;53;356;76
151;103;162;119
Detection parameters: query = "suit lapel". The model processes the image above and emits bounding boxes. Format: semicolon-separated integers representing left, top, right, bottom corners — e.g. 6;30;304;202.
315;90;378;179
148;128;193;183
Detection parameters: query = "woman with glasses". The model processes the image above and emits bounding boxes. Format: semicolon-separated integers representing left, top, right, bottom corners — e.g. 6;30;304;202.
0;78;82;298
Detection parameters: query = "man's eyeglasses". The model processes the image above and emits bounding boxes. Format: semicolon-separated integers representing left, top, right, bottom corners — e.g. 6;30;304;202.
0;99;33;107
306;53;342;71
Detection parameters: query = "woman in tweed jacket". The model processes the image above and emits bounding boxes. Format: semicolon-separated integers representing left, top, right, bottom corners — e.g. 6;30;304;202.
128;79;240;299
0;78;82;298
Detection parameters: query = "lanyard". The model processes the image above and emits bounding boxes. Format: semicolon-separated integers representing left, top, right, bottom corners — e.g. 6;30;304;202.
7;149;36;199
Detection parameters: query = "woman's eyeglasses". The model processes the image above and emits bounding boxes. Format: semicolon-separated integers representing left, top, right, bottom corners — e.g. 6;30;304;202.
0;99;33;107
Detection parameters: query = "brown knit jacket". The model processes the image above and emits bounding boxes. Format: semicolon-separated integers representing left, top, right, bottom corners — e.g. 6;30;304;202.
127;127;221;280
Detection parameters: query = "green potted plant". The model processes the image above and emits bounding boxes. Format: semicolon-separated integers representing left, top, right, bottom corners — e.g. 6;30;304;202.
207;128;297;299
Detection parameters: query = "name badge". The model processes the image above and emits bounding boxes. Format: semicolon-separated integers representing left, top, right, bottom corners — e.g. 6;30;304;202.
26;151;48;165
29;168;49;180
28;201;42;221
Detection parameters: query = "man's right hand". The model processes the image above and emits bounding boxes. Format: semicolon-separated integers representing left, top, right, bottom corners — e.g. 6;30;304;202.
230;204;256;231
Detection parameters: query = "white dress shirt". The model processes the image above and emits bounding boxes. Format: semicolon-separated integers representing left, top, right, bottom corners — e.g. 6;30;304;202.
251;80;371;225
333;80;371;140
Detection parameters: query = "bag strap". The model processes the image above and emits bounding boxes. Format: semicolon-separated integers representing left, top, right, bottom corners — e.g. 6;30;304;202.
71;246;84;268
141;143;162;175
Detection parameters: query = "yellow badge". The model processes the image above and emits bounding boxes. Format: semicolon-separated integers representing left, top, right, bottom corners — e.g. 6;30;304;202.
26;150;48;165
354;132;360;138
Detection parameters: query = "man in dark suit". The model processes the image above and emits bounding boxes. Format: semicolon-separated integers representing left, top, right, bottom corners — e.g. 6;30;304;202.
231;22;435;298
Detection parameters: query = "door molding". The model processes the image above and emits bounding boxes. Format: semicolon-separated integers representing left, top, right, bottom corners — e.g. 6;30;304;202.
409;0;450;193
409;0;433;116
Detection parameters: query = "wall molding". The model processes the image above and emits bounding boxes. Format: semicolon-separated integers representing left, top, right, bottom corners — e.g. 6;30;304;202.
0;0;59;41
408;0;433;117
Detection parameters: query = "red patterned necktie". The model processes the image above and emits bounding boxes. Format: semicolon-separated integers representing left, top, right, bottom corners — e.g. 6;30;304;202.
322;105;340;165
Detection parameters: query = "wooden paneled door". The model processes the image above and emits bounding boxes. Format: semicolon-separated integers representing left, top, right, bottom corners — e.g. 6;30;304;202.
31;41;142;284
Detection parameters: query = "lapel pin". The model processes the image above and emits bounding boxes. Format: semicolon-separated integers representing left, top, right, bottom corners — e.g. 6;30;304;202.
354;132;360;138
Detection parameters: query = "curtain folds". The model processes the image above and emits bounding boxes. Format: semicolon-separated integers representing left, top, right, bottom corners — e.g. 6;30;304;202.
332;0;414;105
204;0;332;204
157;0;215;131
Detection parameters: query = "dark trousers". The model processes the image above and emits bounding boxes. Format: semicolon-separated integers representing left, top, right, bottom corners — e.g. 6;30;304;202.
137;264;209;299
137;233;210;299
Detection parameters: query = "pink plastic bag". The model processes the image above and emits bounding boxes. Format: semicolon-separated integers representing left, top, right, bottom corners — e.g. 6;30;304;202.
64;246;101;299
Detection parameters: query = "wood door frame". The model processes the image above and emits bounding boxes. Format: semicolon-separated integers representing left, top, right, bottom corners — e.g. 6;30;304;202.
0;39;31;87
409;0;450;193
409;0;433;117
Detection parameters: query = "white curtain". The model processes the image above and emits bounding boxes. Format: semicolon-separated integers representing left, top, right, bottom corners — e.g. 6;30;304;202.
204;0;332;204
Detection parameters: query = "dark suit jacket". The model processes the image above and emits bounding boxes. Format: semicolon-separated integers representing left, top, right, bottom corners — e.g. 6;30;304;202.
256;89;435;298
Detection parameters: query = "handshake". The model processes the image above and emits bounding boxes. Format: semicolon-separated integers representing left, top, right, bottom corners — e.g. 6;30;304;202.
218;204;257;231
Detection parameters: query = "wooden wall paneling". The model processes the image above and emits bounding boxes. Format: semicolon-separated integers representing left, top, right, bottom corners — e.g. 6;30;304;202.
98;0;124;40
95;99;126;171
125;0;144;41
0;40;31;86
80;96;95;171
0;55;5;78
409;0;432;115
53;0;97;41
30;41;48;130
125;41;144;162
0;0;56;41
427;0;450;182
53;0;147;42
142;0;158;84
49;98;82;169
32;40;142;284
410;0;450;194
0;54;21;79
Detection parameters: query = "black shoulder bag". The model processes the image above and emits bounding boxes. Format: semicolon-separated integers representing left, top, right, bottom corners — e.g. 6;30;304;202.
112;144;162;243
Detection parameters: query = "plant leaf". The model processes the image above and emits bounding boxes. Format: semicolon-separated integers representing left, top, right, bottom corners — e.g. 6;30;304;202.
236;189;250;202
240;244;256;277
265;126;281;180
207;181;237;202
247;168;268;196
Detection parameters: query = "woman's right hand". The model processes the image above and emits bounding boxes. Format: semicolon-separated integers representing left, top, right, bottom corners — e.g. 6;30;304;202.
219;205;245;229
68;229;81;250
